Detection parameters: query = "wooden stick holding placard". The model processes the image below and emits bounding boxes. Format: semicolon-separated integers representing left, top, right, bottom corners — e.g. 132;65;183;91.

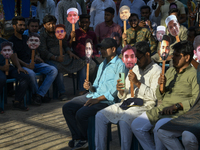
159;41;162;60
59;40;63;56
176;36;180;42
5;59;9;75
129;70;134;97
31;50;35;63
160;60;165;93
123;20;126;33
72;24;75;41
86;63;89;81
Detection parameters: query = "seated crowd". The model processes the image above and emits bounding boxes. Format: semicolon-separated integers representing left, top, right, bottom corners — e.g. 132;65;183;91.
1;0;200;149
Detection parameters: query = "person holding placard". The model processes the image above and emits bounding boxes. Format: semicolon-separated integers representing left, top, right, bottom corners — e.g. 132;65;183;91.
0;41;30;112
62;38;125;149
122;13;157;55
131;41;199;150
95;42;161;150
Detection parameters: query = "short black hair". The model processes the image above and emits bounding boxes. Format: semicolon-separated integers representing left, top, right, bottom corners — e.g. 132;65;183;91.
188;26;197;37
121;45;136;55
172;40;194;62
168;8;180;17
110;32;120;38
79;14;90;21
128;13;139;21
12;16;25;25
140;5;151;12
105;7;115;15
162;35;171;43
43;15;57;24
28;32;40;39
55;24;66;31
134;41;151;55
1;41;13;51
85;38;93;49
28;18;40;26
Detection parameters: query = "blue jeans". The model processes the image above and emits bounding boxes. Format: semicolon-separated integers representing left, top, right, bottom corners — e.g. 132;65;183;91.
45;61;66;94
23;63;58;97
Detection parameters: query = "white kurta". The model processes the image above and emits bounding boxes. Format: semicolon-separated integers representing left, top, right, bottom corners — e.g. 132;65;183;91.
100;61;162;126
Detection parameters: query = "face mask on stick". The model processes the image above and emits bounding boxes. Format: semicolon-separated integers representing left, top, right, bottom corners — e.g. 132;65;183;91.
119;5;131;33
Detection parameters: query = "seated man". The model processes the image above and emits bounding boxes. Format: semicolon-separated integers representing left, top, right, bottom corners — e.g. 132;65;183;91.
39;15;85;100
131;41;199;150
68;14;98;95
122;13;157;55
23;18;40;36
62;38;126;149
0;41;30;111
95;42;162;150
9;16;58;105
110;32;122;55
95;7;122;43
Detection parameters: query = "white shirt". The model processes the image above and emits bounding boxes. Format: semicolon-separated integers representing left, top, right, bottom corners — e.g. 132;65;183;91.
147;0;161;26
90;0;118;30
37;0;56;25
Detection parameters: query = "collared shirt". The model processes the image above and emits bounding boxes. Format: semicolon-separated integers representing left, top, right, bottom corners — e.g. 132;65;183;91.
118;61;162;103
8;35;31;64
160;0;185;27
95;22;122;42
89;0;118;30
86;55;126;105
68;28;98;58
146;65;199;125
125;27;157;54
36;0;56;25
117;0;146;28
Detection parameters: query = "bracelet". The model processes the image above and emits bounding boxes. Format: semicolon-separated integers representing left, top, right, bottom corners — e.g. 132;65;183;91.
175;103;181;110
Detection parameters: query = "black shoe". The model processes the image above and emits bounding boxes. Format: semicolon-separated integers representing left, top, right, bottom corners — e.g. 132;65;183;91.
69;139;80;148
13;101;29;111
58;93;69;101
72;140;88;150
32;95;42;106
41;96;51;103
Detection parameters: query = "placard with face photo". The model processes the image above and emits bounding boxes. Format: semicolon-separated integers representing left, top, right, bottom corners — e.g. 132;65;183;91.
27;33;40;50
85;39;93;62
1;41;13;59
119;5;131;21
67;8;79;24
55;24;67;40
165;15;180;37
122;46;137;69
159;35;171;61
156;26;166;42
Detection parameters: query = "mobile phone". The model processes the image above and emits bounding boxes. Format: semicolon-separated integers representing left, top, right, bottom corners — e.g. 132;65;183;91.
119;73;125;89
141;17;147;22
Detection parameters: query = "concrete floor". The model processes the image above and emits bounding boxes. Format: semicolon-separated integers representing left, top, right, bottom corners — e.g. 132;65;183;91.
0;75;121;150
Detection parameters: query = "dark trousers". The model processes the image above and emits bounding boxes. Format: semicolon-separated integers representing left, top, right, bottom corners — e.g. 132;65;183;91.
0;66;30;102
62;94;108;140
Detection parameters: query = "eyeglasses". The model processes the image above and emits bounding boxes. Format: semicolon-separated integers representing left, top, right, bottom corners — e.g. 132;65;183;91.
56;30;64;34
29;39;39;42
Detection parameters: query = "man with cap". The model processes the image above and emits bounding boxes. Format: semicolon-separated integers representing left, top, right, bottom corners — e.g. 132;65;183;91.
62;38;126;149
67;8;80;24
95;7;122;43
131;40;199;150
95;42;161;150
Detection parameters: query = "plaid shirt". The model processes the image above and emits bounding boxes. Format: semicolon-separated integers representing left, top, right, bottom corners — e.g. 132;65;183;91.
124;27;157;54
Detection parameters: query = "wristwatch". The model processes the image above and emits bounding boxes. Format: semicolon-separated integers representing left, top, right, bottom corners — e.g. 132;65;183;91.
175;103;181;110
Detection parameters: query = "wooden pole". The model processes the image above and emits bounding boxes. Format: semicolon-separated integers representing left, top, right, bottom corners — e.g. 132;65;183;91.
123;20;126;34
72;24;75;41
59;40;63;56
159;41;162;61
5;59;9;75
31;50;35;63
86;63;89;81
160;60;165;93
176;36;180;42
129;70;134;97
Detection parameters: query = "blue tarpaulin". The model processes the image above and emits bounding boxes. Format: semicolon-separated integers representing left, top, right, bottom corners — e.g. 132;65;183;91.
2;0;30;20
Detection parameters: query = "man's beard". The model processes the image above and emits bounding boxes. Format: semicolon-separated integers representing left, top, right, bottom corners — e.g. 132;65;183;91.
131;24;138;29
17;29;24;35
